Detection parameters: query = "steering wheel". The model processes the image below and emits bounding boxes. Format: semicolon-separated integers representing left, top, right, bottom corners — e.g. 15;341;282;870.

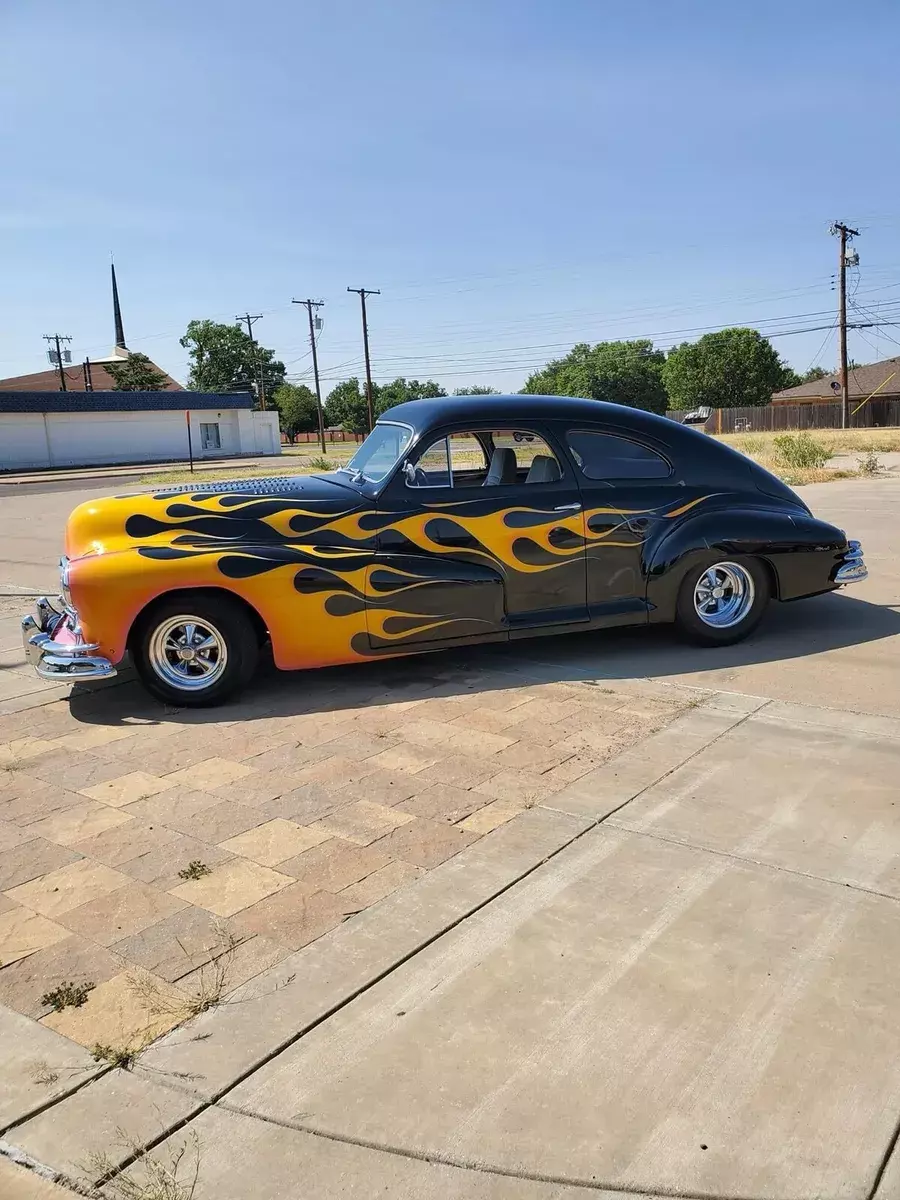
403;461;429;488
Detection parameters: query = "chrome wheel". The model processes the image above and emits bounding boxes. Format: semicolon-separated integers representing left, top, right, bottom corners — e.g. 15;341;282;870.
147;615;228;692
693;562;755;629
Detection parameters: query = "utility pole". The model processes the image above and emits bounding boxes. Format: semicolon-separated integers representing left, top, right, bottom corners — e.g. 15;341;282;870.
292;299;327;454
831;221;860;429
43;334;72;391
236;312;266;410
347;287;380;431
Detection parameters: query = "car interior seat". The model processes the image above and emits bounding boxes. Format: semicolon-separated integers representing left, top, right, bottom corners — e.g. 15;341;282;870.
525;454;561;483
484;447;518;486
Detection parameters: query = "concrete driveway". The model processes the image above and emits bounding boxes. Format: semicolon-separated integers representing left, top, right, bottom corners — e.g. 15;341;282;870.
1;477;900;1199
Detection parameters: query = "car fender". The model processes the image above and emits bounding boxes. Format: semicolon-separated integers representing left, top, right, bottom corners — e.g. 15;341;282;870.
645;507;846;618
68;543;375;670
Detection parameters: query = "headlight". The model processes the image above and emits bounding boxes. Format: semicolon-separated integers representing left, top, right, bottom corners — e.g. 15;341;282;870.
59;556;72;608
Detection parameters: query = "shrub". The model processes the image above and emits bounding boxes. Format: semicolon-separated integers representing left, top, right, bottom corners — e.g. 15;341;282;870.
772;433;830;470
309;456;333;471
857;451;881;476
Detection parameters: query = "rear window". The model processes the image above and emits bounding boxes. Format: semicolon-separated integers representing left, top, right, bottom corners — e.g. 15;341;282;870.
566;431;671;480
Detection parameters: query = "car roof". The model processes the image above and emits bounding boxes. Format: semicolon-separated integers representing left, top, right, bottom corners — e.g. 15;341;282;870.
381;394;677;435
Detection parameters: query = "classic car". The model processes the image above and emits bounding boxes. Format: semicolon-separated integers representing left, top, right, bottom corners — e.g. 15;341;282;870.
22;395;867;707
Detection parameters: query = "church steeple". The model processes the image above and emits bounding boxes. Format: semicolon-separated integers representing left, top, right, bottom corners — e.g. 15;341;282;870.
111;261;127;351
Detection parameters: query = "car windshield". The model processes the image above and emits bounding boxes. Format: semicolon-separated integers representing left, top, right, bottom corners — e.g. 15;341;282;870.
341;421;413;483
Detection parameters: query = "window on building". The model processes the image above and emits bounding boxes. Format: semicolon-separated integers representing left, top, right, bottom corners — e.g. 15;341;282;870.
566;431;671;480
200;422;221;451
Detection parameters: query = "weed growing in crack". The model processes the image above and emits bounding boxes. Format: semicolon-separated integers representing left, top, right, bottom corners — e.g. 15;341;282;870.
91;1043;141;1070
41;980;95;1012
84;1128;201;1200
128;922;241;1021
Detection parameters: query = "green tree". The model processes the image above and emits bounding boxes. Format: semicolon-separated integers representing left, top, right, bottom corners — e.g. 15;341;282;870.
800;365;830;384
663;328;791;410
325;376;448;432
522;339;668;414
271;383;319;443
179;319;285;402
453;385;499;395
105;352;170;391
325;377;368;433
375;377;446;414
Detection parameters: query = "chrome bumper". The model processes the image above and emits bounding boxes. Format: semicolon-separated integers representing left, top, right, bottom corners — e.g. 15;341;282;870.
21;596;117;682
834;539;868;585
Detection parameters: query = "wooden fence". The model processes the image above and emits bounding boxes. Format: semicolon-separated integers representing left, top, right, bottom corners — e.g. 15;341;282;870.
668;399;900;433
282;429;365;445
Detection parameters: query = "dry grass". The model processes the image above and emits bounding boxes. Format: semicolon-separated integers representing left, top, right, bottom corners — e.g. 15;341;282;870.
127;922;240;1021
83;1129;200;1200
720;427;900;456
716;427;900;486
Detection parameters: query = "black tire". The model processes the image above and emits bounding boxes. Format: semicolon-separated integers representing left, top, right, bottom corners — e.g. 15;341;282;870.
132;593;259;707
674;555;770;647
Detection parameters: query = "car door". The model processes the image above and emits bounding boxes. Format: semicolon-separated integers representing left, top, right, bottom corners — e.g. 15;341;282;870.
366;424;588;653
560;425;690;623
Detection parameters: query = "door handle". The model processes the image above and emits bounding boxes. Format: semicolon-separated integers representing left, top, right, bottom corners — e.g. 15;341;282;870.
553;502;581;512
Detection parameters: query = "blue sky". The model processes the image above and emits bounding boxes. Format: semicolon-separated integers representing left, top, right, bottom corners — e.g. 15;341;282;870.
3;0;900;393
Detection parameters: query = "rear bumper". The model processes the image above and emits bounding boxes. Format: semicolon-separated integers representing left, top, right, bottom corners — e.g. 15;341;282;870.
834;539;868;585
21;597;117;682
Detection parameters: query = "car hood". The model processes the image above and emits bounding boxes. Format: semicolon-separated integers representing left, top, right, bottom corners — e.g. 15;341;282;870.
64;472;372;562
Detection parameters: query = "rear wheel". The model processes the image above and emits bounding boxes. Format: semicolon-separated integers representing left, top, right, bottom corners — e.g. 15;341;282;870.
133;594;259;707
674;557;770;646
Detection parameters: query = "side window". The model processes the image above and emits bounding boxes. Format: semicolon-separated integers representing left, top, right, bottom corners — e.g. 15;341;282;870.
408;436;451;487
405;428;562;488
566;431;670;481
486;430;561;486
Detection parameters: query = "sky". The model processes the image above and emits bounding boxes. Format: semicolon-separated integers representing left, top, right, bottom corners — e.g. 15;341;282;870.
3;0;900;395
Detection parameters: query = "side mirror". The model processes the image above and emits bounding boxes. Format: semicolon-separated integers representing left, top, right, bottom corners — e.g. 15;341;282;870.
403;460;417;485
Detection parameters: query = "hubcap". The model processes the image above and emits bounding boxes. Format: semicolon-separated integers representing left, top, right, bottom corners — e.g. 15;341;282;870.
148;615;228;692
693;562;755;629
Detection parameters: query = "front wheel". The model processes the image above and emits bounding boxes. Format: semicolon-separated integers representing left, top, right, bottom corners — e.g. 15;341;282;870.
674;557;770;646
132;594;259;707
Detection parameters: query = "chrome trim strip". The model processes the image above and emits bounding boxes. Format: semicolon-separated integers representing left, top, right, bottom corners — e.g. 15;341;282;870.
21;597;117;682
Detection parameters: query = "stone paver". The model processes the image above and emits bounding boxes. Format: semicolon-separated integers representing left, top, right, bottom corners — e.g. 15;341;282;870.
79;770;175;806
7;860;131;919
220;817;331;866
376;817;479;868
59;880;187;945
0;935;123;1018
312;799;416;846
169;857;292;917
41;969;185;1048
0;633;689;1090
235;882;347;949
27;799;133;846
0;839;81;891
0;907;70;967
278;839;392;892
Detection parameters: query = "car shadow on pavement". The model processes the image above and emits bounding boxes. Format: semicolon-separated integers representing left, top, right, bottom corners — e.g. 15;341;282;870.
66;591;900;727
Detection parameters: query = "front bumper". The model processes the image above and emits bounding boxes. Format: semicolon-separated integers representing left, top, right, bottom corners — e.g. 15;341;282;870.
21;596;117;682
834;539;868;585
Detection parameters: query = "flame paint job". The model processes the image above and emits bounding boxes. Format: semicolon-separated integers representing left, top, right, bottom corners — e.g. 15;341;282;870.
59;394;854;672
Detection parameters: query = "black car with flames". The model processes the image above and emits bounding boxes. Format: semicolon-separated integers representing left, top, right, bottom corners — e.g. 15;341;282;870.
23;395;867;706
